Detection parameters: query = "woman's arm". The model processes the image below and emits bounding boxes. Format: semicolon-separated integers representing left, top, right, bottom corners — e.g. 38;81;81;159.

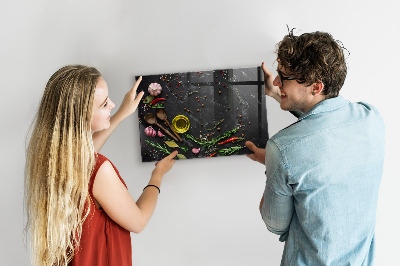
92;77;144;152
93;150;178;233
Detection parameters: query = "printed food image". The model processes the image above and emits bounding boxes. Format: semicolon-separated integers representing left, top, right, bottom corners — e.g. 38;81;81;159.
136;67;269;162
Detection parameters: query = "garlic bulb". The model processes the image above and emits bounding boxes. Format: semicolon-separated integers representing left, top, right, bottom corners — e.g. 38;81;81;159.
144;126;156;137
148;83;162;96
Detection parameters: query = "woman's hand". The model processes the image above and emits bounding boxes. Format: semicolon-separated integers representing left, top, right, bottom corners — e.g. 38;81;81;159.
262;62;281;103
92;77;145;152
115;76;145;120
152;151;179;179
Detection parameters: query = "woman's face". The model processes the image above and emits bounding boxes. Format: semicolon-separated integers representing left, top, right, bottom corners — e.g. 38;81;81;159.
91;77;115;133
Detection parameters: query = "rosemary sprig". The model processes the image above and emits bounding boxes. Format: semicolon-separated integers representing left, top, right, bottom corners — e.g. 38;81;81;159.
185;127;239;148
218;145;245;156
207;119;224;131
145;140;171;155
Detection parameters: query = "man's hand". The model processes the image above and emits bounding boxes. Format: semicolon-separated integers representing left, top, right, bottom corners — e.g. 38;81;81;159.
262;62;281;103
245;141;266;165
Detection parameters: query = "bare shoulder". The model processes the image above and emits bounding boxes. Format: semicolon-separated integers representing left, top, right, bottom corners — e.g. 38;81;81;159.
96;160;117;178
91;159;139;232
93;160;126;199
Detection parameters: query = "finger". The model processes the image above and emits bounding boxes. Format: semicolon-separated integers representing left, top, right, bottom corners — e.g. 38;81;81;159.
167;150;179;160
261;62;272;76
135;90;145;101
131;76;142;95
246;153;256;161
245;141;257;152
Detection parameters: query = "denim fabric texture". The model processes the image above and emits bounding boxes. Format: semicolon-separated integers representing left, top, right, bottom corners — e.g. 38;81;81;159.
261;96;385;266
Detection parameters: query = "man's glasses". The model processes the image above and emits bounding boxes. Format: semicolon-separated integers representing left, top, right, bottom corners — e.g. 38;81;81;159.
277;70;297;86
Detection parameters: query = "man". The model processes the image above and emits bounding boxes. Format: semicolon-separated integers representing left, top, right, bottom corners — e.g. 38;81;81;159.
246;31;385;265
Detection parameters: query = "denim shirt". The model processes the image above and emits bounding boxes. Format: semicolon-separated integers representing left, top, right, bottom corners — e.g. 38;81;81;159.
261;96;385;266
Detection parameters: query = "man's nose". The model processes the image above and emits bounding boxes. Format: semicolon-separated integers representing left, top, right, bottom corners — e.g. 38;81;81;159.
273;75;281;87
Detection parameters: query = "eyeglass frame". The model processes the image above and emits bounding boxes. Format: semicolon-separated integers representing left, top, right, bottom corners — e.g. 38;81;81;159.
277;69;297;86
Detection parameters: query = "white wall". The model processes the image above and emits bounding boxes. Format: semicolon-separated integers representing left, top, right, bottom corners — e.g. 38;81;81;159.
1;0;399;265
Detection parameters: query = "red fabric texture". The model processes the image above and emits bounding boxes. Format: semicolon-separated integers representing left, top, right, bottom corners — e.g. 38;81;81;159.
69;153;132;266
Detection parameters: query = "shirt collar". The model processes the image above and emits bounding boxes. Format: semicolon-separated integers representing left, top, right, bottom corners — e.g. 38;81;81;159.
298;95;350;121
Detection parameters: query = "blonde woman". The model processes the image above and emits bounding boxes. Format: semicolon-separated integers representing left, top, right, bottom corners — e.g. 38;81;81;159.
25;65;178;266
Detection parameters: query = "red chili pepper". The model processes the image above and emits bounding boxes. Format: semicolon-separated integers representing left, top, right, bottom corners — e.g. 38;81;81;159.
217;137;244;145
206;152;217;157
149;98;166;105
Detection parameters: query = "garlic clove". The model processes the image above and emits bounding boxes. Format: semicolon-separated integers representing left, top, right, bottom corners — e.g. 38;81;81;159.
192;148;200;154
157;130;164;137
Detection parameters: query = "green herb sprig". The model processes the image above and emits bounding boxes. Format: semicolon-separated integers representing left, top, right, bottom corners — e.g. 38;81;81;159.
145;140;171;155
185;127;239;148
218;145;245;156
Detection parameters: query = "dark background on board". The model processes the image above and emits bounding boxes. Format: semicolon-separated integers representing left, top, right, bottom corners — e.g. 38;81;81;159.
136;67;269;162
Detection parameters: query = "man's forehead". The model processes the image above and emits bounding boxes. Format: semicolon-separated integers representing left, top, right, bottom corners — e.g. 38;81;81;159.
277;63;295;76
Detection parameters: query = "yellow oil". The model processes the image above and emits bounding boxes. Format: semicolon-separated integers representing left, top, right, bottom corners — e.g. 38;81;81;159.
172;115;190;133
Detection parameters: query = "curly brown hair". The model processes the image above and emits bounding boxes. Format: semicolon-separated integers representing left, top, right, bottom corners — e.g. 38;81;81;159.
277;30;348;98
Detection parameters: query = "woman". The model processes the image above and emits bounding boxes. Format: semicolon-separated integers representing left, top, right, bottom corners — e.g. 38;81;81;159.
25;65;178;265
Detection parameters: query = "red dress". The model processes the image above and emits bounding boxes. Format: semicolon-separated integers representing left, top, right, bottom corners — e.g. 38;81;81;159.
69;153;132;266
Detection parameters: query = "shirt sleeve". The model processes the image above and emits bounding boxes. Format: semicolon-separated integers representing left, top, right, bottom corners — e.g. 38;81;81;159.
260;139;294;241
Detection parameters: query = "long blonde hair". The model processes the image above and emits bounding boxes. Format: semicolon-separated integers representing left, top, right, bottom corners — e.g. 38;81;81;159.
25;65;101;265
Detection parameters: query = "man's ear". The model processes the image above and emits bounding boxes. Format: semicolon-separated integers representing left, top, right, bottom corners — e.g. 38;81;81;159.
312;82;324;96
